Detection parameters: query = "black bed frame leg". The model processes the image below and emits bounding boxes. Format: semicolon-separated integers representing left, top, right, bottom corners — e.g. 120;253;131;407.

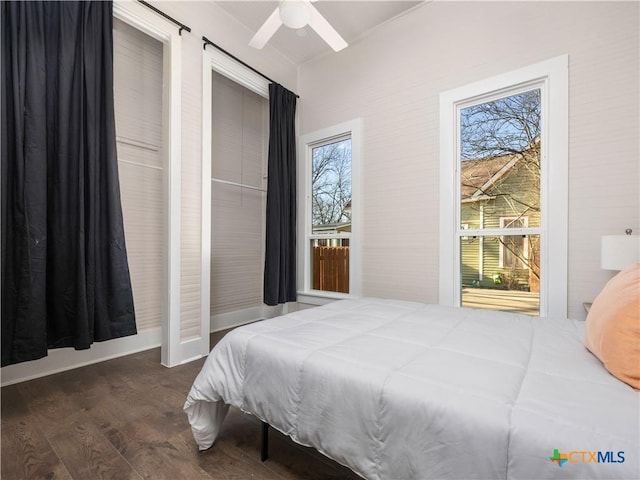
261;421;269;461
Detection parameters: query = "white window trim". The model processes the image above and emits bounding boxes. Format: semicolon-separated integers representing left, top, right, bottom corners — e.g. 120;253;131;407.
203;47;269;99
439;55;568;318
498;216;530;269
298;119;362;305
113;1;183;366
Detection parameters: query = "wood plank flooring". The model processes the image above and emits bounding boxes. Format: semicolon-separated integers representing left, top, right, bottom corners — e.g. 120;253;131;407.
1;331;360;480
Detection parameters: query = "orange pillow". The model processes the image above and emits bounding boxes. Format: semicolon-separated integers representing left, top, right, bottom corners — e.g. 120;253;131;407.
584;263;640;389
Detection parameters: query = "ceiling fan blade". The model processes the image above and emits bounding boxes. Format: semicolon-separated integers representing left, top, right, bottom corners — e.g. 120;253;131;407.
249;7;282;49
307;4;348;52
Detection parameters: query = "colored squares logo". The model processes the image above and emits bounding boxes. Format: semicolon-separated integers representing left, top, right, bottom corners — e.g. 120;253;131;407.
550;449;568;467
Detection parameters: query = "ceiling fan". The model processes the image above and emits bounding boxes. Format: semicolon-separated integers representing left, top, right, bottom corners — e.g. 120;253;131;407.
249;0;348;52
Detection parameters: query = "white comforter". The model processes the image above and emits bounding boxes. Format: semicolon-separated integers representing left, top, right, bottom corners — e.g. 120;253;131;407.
184;298;640;480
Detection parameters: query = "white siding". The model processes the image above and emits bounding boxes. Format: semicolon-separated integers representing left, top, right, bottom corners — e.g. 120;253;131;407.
297;1;639;319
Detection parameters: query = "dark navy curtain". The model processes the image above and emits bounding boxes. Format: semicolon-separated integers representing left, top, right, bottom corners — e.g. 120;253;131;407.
263;83;297;306
1;1;136;366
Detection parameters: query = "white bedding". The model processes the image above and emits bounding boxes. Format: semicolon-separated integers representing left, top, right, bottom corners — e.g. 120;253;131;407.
184;298;640;479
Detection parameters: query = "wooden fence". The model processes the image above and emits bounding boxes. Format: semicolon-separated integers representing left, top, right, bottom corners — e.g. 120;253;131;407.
312;246;349;293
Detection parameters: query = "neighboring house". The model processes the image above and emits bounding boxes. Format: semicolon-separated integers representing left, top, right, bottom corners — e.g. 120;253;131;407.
460;146;540;292
312;221;351;246
312;221;352;234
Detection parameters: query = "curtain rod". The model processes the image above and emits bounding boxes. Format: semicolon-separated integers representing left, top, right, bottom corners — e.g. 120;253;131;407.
202;36;300;99
137;1;191;35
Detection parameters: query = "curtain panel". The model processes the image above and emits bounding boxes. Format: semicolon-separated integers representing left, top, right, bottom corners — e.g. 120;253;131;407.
1;0;136;367
263;84;297;306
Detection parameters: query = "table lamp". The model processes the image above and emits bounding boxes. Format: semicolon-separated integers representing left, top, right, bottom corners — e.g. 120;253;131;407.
601;229;640;270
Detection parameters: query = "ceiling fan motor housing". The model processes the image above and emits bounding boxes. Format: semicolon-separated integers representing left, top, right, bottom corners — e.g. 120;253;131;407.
279;0;311;29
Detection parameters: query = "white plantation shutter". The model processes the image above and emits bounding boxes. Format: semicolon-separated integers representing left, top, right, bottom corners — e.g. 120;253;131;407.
113;18;164;332
211;72;268;315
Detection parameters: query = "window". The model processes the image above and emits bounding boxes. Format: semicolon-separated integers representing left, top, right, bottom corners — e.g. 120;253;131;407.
299;120;361;302
457;87;542;314
440;56;568;317
310;136;351;293
499;217;529;269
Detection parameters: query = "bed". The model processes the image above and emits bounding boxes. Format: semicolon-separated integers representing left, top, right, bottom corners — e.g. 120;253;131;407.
184;297;639;480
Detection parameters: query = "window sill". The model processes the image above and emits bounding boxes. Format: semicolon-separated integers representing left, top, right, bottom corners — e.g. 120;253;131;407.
297;291;353;306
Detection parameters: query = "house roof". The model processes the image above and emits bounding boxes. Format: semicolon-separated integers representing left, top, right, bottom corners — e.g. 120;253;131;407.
460;153;517;201
312;221;352;233
461;138;540;201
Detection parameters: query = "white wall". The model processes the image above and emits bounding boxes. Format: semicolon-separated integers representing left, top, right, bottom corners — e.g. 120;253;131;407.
297;1;639;320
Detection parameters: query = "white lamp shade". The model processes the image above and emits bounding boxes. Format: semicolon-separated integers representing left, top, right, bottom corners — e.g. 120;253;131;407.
279;1;311;29
601;235;640;270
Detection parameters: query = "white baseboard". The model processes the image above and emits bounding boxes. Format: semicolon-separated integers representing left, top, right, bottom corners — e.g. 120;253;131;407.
0;327;162;387
210;306;263;332
210;303;294;332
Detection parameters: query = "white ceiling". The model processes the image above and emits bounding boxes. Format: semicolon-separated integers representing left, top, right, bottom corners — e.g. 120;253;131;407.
214;1;424;65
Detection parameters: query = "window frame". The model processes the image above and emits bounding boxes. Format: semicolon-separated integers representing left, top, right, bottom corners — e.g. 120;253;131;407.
439;56;568;318
298;119;362;304
460;223;469;240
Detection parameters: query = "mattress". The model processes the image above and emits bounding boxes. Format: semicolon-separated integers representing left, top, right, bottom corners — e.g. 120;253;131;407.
184;298;640;479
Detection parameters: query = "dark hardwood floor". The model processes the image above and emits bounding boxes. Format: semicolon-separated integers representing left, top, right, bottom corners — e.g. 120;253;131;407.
1;330;360;480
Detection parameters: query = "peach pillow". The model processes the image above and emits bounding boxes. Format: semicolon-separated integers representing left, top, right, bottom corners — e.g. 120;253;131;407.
584;263;640;390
